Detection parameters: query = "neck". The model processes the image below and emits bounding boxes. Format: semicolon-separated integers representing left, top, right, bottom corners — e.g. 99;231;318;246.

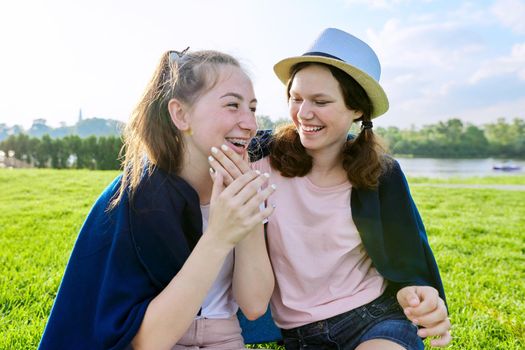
307;146;347;186
179;152;213;205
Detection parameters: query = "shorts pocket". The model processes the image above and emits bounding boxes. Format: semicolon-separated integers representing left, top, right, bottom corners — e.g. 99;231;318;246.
363;294;399;319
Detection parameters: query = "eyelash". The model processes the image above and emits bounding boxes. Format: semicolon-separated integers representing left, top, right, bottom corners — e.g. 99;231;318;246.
226;102;256;113
290;98;329;106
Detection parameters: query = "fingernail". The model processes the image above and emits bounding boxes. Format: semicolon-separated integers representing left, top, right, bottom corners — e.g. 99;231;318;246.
271;203;276;208
211;147;218;154
208;156;214;162
417;329;426;337
209;168;215;174
255;170;261;175
221;144;228;151
263;172;270;178
271;184;277;190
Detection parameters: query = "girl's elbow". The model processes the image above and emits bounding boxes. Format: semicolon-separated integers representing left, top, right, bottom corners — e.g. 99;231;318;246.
240;303;269;321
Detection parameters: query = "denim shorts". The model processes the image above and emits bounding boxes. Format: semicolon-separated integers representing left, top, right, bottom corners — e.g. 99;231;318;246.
280;292;423;350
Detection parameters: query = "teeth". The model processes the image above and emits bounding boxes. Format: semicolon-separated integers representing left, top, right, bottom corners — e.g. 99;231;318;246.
301;125;323;132
225;138;248;146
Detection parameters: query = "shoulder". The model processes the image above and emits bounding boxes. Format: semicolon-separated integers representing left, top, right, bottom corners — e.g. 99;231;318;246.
378;158;405;189
249;129;273;161
132;167;199;211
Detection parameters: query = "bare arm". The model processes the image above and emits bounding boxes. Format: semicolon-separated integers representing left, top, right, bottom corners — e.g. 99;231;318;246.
233;224;275;320
132;170;275;350
209;145;275;320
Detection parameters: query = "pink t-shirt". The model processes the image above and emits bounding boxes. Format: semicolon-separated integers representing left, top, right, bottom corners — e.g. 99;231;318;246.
252;157;386;329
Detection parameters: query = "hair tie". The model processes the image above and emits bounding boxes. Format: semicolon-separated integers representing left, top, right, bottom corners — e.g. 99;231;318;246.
361;121;373;130
169;47;190;63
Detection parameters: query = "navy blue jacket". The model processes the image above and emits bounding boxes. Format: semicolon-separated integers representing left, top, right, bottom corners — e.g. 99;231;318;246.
39;170;206;349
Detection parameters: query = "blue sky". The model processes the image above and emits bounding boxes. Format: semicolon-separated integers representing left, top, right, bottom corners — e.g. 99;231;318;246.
0;0;524;129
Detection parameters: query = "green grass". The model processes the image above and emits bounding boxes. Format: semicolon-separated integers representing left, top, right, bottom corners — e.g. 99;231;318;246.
1;169;524;349
408;175;525;185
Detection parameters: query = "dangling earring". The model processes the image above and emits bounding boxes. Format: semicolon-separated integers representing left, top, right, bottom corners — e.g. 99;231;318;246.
184;128;193;136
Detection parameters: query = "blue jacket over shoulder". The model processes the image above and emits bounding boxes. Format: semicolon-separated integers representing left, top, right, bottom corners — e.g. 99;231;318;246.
39;169;204;350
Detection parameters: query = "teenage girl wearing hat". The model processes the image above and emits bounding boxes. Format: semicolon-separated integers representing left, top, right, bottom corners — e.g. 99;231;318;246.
210;28;451;349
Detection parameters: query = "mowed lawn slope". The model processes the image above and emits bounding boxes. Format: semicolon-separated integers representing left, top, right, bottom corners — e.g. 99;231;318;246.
0;169;523;349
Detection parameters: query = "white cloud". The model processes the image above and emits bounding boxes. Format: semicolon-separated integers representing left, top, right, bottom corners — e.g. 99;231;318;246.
491;0;525;34
470;42;525;83
344;0;409;10
458;95;525;124
367;19;484;71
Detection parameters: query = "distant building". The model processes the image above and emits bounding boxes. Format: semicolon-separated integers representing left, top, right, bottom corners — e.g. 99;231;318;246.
32;118;47;126
78;108;83;122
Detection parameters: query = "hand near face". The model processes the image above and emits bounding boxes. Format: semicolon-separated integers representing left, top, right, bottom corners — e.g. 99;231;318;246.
397;286;452;347
206;153;274;247
209;144;250;185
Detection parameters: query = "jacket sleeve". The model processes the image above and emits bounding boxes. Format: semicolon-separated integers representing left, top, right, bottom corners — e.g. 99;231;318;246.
352;160;446;303
39;171;202;350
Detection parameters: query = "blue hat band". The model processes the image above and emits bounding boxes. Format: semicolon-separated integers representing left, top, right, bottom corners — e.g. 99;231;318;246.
303;51;343;61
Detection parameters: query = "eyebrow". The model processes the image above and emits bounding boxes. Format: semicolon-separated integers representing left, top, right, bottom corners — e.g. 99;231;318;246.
289;90;332;98
220;92;257;104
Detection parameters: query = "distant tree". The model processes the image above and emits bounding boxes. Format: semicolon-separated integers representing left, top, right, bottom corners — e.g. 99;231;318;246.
256;115;274;130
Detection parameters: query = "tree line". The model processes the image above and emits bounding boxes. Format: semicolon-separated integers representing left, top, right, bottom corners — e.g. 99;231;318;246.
1;117;523;170
260;116;525;159
0;134;122;170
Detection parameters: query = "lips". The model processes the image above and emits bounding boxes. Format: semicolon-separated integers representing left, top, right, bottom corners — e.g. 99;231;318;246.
224;137;249;154
300;124;325;133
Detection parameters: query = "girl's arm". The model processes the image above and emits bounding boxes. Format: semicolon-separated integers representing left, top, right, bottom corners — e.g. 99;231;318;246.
132;171;275;350
233;225;274;320
209;145;275;320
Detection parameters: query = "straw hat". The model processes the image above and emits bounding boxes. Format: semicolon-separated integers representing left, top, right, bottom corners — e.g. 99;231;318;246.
274;28;389;118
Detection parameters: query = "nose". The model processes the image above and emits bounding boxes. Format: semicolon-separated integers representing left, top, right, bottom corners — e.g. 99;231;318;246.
297;101;313;120
238;108;257;134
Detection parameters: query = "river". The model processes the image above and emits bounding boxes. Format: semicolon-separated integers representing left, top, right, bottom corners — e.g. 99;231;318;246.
395;157;525;178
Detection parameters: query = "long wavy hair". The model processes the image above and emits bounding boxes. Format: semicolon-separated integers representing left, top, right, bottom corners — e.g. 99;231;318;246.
269;62;392;189
110;50;240;208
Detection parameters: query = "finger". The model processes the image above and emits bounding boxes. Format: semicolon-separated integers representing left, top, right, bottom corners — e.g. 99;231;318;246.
430;330;452;347
220;144;251;173
243;181;276;212
220;170;261;198
211;145;249;181
230;172;270;206
209;156;234;186
244;199;276;227
410;298;447;327
210;170;225;203
409;288;440;318
397;287;420;310
417;316;451;338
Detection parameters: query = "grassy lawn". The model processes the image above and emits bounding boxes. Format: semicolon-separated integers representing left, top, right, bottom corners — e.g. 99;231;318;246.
0;169;523;349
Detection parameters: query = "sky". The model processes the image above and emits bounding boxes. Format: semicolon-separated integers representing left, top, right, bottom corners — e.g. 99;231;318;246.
1;0;524;130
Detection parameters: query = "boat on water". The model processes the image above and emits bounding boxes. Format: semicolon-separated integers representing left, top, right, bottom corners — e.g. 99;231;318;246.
492;163;521;171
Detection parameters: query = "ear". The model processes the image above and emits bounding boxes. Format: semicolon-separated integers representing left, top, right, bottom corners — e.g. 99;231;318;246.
168;98;190;131
351;109;364;122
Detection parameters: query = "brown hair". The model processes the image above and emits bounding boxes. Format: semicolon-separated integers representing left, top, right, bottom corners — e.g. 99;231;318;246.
269;62;391;189
110;50;240;208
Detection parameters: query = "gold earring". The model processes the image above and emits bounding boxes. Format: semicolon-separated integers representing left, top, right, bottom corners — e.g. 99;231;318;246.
184;128;193;136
